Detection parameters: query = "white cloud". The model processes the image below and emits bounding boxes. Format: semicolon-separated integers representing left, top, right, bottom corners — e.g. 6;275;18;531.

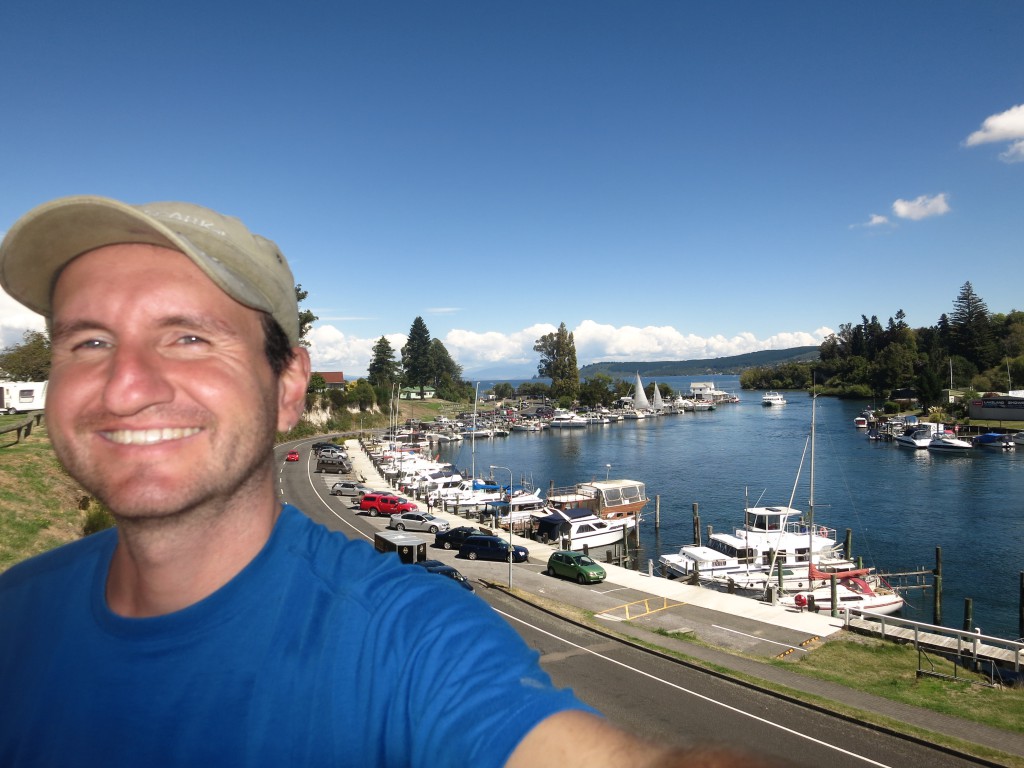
892;193;950;221
301;319;833;378
964;104;1024;162
851;213;890;229
0;283;832;382
0;289;46;347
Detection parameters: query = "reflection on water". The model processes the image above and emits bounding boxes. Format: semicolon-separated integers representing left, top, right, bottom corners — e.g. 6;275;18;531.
442;376;1024;639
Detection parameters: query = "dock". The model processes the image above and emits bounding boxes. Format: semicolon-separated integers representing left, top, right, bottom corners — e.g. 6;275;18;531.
845;610;1024;676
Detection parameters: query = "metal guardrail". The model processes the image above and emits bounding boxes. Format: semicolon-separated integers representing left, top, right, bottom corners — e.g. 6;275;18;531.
844;607;1024;671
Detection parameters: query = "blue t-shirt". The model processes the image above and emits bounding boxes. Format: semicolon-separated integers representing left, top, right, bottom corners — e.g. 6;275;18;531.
0;505;588;766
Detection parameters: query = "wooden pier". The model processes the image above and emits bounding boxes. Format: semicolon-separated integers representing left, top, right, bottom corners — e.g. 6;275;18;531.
844;609;1024;676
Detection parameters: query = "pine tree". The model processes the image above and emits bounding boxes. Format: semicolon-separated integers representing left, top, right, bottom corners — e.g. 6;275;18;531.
533;322;579;402
949;281;997;371
401;317;433;397
367;336;400;388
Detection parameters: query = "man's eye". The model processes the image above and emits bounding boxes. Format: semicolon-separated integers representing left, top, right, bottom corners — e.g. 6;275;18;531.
73;339;109;351
178;335;207;345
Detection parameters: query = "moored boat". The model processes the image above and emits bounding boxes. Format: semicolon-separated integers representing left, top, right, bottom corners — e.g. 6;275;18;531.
927;432;973;452
894;424;938;449
532;506;635;550
973;432;1014;450
547;479;648;523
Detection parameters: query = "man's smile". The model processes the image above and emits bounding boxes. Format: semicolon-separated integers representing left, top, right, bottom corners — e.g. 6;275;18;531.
101;427;203;445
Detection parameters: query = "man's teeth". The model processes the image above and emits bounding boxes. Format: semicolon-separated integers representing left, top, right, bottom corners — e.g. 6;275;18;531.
103;427;202;445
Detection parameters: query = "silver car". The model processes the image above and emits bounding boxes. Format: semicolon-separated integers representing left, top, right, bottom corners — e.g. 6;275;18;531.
388;512;450;534
330;481;373;497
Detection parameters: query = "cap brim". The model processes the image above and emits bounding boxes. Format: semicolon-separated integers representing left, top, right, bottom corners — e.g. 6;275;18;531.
0;196;193;317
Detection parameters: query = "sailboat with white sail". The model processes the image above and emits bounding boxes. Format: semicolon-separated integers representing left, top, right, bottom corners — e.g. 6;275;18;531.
623;372;650;419
650;381;665;415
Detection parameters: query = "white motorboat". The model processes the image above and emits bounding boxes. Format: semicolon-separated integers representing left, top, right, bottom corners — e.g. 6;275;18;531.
658;505;860;591
532;506;636;550
927;432;973;452
1013;431;1024;447
762;391;787;406
779;569;905;616
547;479;648;523
894;425;938;449
547;409;589;429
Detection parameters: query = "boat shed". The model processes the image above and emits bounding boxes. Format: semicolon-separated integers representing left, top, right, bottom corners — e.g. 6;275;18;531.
968;395;1024;422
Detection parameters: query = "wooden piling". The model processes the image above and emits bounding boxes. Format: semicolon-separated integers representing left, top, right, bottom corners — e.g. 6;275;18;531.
1020;571;1023;640
692;503;700;546
843;529;852;560
963;597;974;632
934;546;943;626
655;495;661;530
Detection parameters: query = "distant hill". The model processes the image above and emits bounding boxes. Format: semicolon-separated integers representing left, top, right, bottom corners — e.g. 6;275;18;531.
578;346;820;378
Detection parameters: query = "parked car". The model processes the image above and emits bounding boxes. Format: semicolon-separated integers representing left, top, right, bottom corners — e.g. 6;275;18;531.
330;481;374;497
285;450;300;462
316;456;350;474
545;551;606;584
433;525;482;551
311;441;337;452
359;493;417;517
389;512;450;534
317;450;348;463
458;535;529;563
413;560;474;592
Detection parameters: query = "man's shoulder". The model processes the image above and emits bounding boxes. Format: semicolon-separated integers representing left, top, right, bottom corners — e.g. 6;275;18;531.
0;527;115;594
277;505;405;587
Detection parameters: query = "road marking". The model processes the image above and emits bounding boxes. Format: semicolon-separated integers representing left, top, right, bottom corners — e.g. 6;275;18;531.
496;607;896;768
595;596;684;621
711;624;808;653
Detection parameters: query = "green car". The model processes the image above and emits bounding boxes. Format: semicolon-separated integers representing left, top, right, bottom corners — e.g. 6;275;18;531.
545;551;606;584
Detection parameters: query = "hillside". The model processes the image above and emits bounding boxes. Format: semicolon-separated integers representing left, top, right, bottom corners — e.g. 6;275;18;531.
578;346;820;378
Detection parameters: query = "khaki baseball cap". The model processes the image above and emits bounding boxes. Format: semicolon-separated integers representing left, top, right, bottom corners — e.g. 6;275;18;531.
0;195;301;344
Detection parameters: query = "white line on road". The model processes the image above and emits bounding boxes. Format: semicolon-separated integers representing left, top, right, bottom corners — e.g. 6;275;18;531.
496;607;894;767
711;624;808;653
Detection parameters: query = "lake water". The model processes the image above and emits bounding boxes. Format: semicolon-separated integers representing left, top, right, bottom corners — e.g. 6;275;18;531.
437;376;1024;640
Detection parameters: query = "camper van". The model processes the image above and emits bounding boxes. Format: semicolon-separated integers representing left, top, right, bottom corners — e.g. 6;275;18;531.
0;381;47;414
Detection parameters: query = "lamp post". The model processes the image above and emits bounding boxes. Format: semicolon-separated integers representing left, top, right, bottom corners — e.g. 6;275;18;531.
605;464;611;480
490;465;513;588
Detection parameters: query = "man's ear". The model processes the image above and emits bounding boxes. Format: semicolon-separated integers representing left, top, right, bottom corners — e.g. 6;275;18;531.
277;347;311;432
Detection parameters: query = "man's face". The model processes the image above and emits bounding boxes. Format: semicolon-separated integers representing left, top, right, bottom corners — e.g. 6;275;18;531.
48;243;287;521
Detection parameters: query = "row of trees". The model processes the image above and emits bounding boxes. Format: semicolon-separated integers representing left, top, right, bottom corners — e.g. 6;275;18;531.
740;282;1024;411
365;316;475;408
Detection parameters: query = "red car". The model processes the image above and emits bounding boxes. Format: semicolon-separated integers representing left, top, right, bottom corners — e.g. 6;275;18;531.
359;493;417;517
285;450;300;462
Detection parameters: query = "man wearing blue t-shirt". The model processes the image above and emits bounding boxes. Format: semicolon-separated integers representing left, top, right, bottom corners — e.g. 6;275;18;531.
0;196;776;767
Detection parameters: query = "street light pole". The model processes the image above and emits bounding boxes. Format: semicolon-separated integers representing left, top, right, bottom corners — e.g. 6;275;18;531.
490;464;513;588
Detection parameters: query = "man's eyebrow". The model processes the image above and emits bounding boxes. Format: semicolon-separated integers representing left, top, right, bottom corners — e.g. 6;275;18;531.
50;319;109;342
50;314;242;341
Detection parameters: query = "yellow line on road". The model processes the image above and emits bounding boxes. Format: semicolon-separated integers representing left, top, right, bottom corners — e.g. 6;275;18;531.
595;596;685;622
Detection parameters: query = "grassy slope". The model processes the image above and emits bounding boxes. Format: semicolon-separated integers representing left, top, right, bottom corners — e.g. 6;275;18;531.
0;417;87;571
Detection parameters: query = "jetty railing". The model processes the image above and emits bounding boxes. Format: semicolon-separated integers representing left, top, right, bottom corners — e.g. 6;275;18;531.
843;608;1024;673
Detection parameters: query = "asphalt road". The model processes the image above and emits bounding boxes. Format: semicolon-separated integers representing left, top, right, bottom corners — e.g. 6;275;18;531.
276;439;998;768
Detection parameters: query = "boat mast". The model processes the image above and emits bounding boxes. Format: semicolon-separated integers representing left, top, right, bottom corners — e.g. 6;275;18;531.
472;382;479;482
808;391;816;582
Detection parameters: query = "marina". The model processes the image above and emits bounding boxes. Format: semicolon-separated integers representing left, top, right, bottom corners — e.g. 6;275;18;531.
424;375;1024;640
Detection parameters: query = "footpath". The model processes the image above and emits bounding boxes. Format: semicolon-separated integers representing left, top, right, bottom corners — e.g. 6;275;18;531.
343;437;1024;764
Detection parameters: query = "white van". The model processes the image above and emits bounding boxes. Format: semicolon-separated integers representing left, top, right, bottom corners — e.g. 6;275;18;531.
1;381;47;414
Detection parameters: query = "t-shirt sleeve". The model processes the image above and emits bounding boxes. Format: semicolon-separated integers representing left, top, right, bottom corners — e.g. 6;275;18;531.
350;558;595;768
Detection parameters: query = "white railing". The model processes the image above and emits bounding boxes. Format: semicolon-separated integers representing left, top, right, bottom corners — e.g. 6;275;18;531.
844;608;1024;671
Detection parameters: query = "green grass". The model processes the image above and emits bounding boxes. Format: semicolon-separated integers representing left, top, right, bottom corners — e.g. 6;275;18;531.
0;418;89;571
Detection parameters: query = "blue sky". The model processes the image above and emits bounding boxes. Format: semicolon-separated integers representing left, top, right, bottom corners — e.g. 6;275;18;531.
1;2;1021;378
